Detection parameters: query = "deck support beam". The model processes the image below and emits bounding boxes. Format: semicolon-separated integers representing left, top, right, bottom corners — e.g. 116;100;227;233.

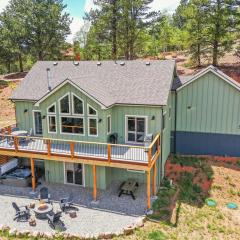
30;158;36;191
152;162;157;196
147;170;151;209
93;165;97;201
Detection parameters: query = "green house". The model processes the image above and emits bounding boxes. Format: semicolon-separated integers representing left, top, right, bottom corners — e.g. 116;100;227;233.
0;61;239;209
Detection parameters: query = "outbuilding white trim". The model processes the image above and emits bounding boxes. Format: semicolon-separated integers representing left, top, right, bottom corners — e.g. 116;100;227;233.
177;65;240;92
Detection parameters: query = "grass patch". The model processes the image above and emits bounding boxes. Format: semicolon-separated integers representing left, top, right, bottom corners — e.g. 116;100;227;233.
179;172;204;205
148;230;167;240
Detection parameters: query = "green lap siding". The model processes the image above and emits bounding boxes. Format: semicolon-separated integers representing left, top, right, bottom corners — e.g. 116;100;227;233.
176;72;240;135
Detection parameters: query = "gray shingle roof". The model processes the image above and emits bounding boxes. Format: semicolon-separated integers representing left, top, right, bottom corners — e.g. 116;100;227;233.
11;60;176;107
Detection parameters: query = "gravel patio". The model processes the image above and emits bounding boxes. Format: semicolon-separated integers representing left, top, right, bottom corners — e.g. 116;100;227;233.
0;181;146;238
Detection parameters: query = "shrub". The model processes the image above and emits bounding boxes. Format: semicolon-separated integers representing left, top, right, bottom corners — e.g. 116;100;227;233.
148;230;167;240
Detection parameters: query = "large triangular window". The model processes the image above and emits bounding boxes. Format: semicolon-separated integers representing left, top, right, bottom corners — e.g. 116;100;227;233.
59;94;70;114
72;94;84;115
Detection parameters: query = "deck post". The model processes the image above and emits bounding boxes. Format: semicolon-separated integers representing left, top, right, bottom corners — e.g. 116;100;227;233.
7;126;12;134
14;136;19;152
148;148;152;167
30;158;36;191
93;165;97;201
147;170;151;209
152;162;157;196
107;144;111;163
47;139;51;156
70;142;75;158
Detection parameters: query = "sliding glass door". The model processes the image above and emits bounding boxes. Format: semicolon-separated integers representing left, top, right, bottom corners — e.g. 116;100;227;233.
65;163;84;186
126;116;146;143
33;111;43;135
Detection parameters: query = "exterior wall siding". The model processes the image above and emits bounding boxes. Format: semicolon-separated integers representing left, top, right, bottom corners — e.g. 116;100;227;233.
176;72;240;134
173;72;240;157
176;131;240;157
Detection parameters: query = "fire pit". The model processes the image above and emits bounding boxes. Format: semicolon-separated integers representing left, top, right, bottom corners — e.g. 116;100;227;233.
34;202;53;219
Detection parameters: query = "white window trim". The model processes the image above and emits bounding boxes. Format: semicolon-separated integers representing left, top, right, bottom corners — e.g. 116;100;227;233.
60;115;85;136
47;102;56;114
32;110;42;136
47;115;57;134
107;115;111;135
87;104;98;116
58;93;71;115
63;162;85;187
88;117;98;137
125;115;148;144
71;93;84;116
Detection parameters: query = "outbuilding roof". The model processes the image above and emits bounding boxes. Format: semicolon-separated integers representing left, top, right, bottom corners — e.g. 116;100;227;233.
11;60;176;107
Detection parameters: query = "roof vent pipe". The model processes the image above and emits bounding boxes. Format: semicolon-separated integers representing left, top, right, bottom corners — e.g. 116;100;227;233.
97;62;101;66
120;62;125;66
46;68;52;92
146;61;150;66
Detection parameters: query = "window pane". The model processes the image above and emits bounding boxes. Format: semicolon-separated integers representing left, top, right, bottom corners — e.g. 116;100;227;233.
89;118;97;135
73;95;83;114
61;117;84;134
137;133;144;142
107;116;111;133
60;95;70;114
128;133;135;142
88;106;97;115
137;118;145;132
48;105;55;113
128;118;135;131
66;170;74;184
34;112;42;135
74;164;83;185
48;116;56;132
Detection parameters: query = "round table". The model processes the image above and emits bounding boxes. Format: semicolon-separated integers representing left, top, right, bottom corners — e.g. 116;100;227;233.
34;203;53;219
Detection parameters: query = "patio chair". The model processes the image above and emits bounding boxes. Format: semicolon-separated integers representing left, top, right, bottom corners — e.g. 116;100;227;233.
46;211;62;229
38;187;52;204
59;193;74;212
12;202;30;221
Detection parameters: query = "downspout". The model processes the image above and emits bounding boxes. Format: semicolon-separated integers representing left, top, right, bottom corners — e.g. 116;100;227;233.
160;107;164;183
174;90;178;154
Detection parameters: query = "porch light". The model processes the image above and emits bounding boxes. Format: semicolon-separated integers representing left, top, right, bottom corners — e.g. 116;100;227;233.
24;109;28;113
98;119;102;123
42;115;46;120
151;116;155;120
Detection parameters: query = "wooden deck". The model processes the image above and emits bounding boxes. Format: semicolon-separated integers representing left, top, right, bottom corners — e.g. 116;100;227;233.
0;137;149;163
0;125;161;209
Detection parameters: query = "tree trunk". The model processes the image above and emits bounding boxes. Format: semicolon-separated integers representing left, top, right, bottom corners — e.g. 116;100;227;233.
111;0;117;60
6;61;11;74
18;53;23;72
38;51;43;60
212;40;218;66
197;44;201;67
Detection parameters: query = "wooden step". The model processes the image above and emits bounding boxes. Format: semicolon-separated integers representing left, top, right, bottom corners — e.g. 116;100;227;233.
0;155;9;165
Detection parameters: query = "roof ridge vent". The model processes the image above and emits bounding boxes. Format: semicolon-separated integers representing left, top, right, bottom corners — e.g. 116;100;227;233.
53;62;58;66
146;61;150;66
120;61;125;66
73;61;79;66
97;62;102;66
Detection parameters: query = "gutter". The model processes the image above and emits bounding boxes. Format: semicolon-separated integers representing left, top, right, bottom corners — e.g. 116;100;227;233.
160;107;163;182
174;90;178;154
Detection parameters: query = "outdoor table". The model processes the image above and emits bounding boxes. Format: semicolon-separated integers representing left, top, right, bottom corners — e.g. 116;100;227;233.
118;180;139;200
11;130;28;136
